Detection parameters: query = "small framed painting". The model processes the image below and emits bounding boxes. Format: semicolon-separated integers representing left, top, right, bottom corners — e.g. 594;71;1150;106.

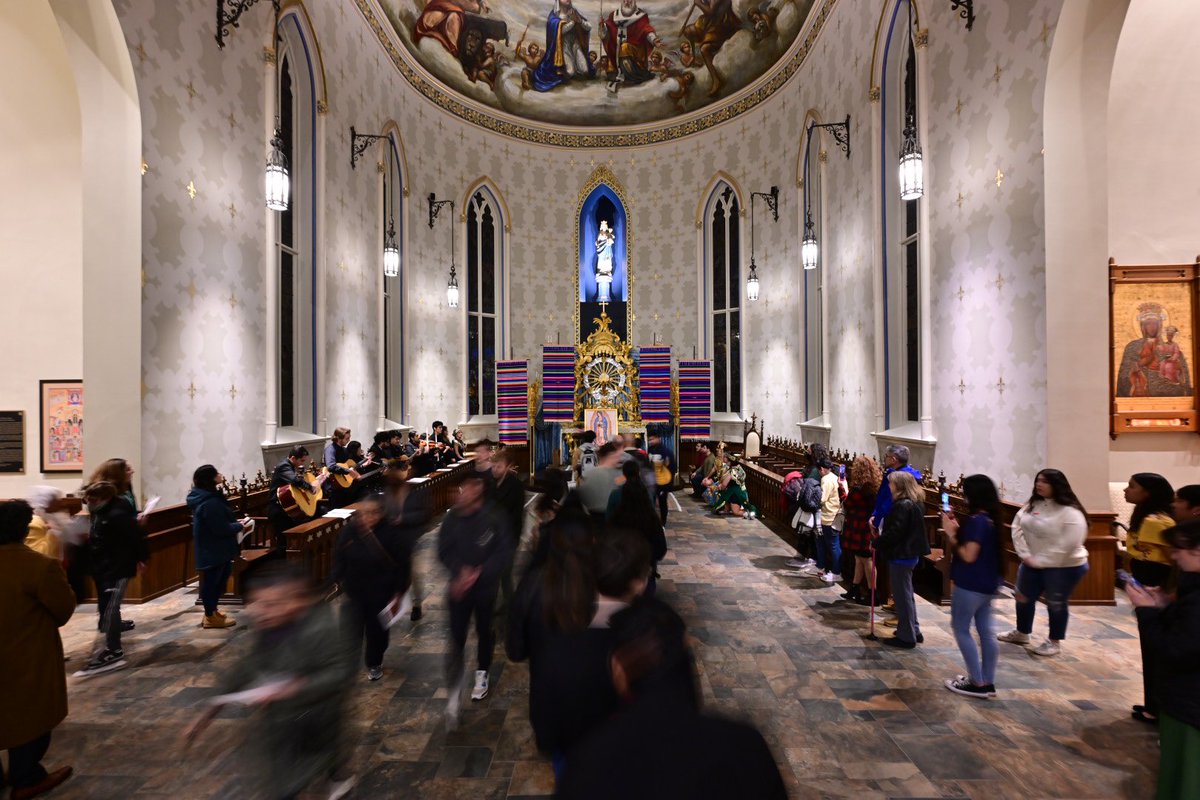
583;407;618;446
1110;260;1199;436
40;380;84;472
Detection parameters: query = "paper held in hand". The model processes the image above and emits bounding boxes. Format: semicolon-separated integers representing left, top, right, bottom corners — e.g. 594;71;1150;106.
237;517;255;545
142;495;162;515
378;590;413;630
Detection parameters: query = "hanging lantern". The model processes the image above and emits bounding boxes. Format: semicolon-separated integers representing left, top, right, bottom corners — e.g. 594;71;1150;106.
383;219;400;278
898;113;924;201
746;263;760;302
801;216;819;271
265;127;290;212
446;264;460;308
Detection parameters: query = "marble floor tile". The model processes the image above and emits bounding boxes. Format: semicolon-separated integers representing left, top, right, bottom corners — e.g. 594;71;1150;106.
47;491;1159;798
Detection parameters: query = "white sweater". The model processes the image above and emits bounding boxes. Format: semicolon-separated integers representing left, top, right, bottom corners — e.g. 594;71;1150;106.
1010;499;1089;568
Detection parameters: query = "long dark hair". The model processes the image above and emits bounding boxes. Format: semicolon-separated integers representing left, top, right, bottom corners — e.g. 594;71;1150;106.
1025;469;1085;515
962;474;1003;576
543;528;597;633
1129;472;1175;534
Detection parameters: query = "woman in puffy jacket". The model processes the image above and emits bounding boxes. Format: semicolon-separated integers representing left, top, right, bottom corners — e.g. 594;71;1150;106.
875;470;930;650
187;465;249;630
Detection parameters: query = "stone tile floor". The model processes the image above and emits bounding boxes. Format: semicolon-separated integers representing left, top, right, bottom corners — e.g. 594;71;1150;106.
50;494;1159;799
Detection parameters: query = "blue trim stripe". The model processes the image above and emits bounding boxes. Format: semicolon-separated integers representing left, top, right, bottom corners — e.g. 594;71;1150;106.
879;0;905;431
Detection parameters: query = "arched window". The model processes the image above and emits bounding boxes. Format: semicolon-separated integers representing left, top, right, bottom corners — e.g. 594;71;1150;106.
383;132;404;422
465;188;503;418
273;12;318;433
880;0;927;430
704;182;742;416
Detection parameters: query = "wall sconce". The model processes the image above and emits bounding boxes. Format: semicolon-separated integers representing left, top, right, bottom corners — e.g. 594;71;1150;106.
799;115;851;270
748;186;779;302
264;123;289;212
428;193;457;307
215;0;280;49
950;0;975;31
349;126;388;170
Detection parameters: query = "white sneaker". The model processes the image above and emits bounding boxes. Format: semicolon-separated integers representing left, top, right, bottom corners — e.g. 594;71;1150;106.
327;777;357;800
785;558;813;569
1029;639;1061;657
996;629;1030;645
800;565;823;576
471;669;489;700
820;572;836;583
829;573;843;582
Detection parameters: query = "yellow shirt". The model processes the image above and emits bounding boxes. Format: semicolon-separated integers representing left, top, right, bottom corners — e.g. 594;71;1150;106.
1130;512;1175;565
24;514;63;560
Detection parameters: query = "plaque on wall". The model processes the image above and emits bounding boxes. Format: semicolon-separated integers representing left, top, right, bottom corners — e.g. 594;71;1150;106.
1110;259;1199;436
0;410;24;474
39;380;84;472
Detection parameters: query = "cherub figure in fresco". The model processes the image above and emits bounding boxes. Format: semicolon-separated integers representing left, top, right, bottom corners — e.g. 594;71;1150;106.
648;51;695;107
747;5;780;43
470;41;501;87
683;0;741;97
516;40;544;90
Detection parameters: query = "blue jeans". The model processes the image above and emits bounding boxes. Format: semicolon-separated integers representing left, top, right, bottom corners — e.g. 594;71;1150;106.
816;525;842;574
951;587;997;686
1014;563;1088;641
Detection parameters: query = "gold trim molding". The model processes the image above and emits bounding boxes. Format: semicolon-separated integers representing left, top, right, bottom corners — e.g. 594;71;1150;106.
353;0;839;148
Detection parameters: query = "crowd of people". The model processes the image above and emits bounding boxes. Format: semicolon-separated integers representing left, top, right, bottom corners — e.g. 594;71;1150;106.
4;429;1200;798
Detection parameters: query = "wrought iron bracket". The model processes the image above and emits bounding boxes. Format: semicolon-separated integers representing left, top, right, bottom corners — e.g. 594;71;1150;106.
808;115;852;159
950;0;975;31
428;194;455;229
215;0;280;49
750;186;780;223
350;126;388;170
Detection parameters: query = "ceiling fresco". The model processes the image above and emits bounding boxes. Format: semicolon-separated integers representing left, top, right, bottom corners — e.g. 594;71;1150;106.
367;0;822;143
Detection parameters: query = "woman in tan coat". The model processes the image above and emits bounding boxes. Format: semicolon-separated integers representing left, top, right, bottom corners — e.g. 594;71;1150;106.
0;500;76;799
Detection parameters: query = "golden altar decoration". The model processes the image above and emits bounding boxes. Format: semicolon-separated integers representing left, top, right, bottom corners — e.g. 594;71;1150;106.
575;311;640;426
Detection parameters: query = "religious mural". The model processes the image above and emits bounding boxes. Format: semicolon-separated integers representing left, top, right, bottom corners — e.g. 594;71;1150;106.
383;0;816;127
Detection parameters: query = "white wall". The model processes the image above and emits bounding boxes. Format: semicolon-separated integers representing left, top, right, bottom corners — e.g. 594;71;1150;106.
1106;0;1200;488
0;2;84;496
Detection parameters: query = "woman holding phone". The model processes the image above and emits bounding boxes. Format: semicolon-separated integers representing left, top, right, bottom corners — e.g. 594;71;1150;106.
941;475;1004;698
997;469;1089;657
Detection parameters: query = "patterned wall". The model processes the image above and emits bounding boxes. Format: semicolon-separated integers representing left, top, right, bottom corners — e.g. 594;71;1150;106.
114;0;1061;502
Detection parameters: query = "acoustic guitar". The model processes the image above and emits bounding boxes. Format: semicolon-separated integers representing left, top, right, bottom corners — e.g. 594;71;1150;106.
332;454;377;489
654;459;673;487
277;468;329;519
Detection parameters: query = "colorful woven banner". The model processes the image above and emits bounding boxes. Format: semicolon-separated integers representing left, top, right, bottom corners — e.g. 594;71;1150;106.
638;346;672;423
542;345;576;422
496;360;528;445
678;360;712;440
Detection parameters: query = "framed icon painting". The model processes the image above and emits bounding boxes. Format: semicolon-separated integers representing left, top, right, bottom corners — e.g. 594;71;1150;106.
39;379;84;472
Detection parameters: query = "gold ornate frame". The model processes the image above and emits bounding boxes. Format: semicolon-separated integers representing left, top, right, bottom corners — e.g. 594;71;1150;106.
574;165;633;344
353;0;837;148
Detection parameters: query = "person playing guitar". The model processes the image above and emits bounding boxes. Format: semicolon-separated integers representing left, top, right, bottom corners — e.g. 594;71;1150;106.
324;427;362;508
268;446;322;551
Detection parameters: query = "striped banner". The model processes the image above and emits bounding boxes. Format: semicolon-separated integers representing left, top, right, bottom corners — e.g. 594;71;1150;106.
542;345;576;422
678;360;712;440
638;346;672;423
496;360;528;445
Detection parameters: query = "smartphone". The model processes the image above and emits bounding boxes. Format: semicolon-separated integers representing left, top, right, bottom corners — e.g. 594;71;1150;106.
1116;569;1144;591
940;492;951;514
838;464;846;478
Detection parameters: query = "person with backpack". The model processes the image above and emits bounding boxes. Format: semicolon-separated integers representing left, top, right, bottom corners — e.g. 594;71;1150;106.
572;430;599;482
788;470;824;573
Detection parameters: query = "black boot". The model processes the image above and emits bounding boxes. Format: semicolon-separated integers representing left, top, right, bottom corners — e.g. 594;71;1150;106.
840;584;861;602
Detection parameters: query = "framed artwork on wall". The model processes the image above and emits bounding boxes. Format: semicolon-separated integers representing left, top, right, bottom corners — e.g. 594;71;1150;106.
1110;259;1199;436
39;379;84;472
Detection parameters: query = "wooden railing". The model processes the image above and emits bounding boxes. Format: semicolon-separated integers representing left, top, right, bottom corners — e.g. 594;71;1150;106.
61;458;474;604
750;436;1117;606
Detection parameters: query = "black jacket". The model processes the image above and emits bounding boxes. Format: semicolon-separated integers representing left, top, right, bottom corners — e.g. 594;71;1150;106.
876;498;930;561
608;486;668;562
88;499;149;582
332;521;413;608
557;688;787;800
493;473;526;546
437;503;513;588
1136;580;1200;729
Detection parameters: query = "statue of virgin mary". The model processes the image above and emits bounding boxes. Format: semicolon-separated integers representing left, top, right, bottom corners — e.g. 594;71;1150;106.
594;220;615;302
